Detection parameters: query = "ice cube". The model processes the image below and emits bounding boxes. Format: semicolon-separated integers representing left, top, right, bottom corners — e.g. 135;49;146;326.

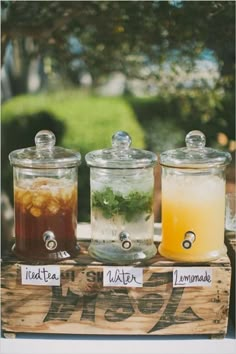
47;199;60;214
22;191;32;208
30;207;42;217
32;193;47;208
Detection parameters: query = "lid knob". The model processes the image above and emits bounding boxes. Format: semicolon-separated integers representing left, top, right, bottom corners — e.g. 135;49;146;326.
35;130;56;150
112;131;132;150
185;130;206;149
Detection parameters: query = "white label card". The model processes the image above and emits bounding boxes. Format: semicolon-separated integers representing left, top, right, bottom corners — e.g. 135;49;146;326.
103;266;143;287
173;267;212;288
21;265;60;286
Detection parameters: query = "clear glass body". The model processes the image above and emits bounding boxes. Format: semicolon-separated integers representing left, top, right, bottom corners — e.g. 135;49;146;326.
89;167;157;263
159;167;226;262
13;166;79;261
225;192;236;231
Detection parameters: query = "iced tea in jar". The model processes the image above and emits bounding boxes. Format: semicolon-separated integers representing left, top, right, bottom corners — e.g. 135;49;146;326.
159;130;232;262
9;130;81;261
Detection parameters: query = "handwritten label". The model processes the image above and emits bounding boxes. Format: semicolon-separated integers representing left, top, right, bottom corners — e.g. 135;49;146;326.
103;266;143;287
21;265;60;286
173;267;212;288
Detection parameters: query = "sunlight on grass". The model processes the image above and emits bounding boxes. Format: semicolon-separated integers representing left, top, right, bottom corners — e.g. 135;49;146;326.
2;90;145;152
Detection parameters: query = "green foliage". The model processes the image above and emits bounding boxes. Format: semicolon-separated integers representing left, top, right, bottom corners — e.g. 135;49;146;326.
1;90;145;221
2;88;234;223
126;87;234;152
92;187;153;222
2;90;145;151
1;1;234;84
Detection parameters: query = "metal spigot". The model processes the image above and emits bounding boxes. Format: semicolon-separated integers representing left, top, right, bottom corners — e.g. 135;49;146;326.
182;231;196;250
119;231;132;250
43;230;58;251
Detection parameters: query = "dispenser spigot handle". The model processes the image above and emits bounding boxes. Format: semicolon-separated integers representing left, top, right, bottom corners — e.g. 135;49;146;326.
119;231;132;250
43;230;58;251
182;231;196;250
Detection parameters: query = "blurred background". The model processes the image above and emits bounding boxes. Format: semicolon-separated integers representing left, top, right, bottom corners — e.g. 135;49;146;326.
1;1;235;248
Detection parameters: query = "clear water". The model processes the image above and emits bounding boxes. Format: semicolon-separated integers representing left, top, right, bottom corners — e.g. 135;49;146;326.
89;168;156;263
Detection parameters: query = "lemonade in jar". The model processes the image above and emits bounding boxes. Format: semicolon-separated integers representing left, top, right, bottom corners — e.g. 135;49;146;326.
159;130;231;262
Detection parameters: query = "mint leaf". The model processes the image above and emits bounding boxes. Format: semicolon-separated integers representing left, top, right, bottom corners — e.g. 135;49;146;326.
92;187;153;221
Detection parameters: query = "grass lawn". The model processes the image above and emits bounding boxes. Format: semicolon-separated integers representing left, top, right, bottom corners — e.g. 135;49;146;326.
2;89;145;221
2;90;145;152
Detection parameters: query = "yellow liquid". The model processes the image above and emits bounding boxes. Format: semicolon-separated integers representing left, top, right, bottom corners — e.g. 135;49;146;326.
159;174;226;262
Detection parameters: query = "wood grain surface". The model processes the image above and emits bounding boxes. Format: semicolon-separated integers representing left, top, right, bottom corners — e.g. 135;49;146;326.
1;240;231;337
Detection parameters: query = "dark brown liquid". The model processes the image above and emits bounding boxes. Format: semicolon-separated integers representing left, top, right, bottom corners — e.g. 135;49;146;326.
14;178;78;260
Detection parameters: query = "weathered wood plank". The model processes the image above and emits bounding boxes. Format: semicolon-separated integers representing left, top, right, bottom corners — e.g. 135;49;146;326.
1;241;231;337
225;230;236;328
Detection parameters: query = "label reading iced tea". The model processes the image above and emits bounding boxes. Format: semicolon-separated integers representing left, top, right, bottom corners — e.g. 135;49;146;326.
21;265;60;286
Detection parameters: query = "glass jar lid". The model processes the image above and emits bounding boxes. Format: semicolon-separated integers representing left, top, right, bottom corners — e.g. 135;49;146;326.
85;131;157;169
9;130;81;168
160;130;232;169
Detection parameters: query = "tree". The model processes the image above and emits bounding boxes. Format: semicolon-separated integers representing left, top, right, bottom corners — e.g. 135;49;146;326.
1;1;235;145
1;1;235;86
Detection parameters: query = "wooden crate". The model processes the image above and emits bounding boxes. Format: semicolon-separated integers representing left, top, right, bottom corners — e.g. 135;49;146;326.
225;230;236;328
1;240;231;338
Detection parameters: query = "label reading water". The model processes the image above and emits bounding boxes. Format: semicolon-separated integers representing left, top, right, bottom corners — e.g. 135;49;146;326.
103;266;143;287
173;267;212;287
21;265;60;286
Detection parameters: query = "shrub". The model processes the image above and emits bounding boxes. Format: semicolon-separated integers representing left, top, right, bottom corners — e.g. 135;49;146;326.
2;90;145;221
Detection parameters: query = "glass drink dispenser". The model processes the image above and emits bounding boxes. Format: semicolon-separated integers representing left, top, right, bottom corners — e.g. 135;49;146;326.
9;130;81;261
159;130;232;262
85;131;158;263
